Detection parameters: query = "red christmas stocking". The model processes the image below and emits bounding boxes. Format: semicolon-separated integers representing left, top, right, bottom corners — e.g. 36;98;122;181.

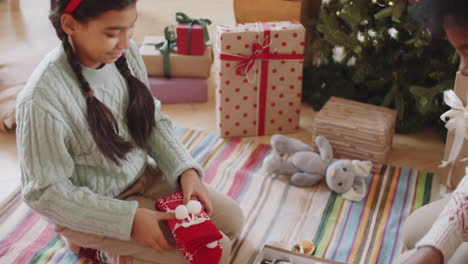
155;192;223;264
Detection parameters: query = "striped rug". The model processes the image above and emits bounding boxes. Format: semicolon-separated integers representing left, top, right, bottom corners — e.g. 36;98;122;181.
0;127;437;264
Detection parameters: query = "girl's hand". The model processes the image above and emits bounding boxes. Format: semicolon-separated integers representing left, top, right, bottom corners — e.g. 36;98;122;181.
180;169;213;216
403;246;444;264
131;208;175;252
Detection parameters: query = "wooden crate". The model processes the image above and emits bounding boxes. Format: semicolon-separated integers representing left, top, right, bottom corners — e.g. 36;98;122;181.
312;97;397;173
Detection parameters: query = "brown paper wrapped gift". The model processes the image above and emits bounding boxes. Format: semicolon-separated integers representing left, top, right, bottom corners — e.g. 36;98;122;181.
215;21;305;137
254;244;347;264
139;36;212;78
440;72;468;189
312;97;397;173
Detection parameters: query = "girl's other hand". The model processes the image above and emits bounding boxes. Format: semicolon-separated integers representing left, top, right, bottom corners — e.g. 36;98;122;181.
180;169;213;216
131;208;175;252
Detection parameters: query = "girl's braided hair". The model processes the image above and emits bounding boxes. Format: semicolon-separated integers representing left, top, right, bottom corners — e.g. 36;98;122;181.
49;0;155;165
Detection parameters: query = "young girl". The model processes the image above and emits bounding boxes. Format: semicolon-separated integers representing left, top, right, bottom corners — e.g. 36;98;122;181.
395;0;468;263
16;0;244;263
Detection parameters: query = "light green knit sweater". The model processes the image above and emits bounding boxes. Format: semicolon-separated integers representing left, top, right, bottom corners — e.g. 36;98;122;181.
16;41;203;241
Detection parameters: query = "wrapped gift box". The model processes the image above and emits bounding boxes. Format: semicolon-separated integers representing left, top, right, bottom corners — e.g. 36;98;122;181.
175;12;211;55
312;97;397;173
441;72;468;189
215;21;305;137
140;36;212;78
176;24;206;55
148;77;208;104
254;244;347;264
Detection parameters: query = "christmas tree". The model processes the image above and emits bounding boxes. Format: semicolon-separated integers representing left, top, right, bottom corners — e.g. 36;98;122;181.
302;0;458;133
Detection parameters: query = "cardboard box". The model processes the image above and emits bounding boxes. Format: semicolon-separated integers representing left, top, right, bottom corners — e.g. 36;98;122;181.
254;245;348;264
148;77;208;104
441;71;468;189
215;21;305;137
312;97;397;173
140;36;212;78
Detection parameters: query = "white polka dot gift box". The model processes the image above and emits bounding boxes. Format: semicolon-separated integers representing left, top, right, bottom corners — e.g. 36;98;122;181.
214;21;305;137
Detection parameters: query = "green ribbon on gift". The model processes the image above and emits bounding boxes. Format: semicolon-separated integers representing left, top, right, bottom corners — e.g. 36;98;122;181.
176;12;212;55
153;26;177;79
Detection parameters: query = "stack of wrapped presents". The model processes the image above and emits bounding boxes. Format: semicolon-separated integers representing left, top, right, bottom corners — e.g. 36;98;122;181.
139;13;212;104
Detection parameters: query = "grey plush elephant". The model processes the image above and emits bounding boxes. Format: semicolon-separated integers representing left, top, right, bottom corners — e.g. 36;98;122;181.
263;134;373;202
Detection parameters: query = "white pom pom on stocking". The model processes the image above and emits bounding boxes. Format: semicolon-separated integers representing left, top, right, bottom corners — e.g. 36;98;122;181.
187;200;202;215
175;205;189;220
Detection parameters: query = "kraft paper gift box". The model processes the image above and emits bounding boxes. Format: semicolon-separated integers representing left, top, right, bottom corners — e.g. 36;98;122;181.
215;21;305;137
148;77;208;104
254;244;347;264
140;36;212;78
175;12;212;55
312;97;397;173
440;72;468;189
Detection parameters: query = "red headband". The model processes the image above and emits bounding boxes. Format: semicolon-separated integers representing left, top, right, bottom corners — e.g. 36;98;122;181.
64;0;83;13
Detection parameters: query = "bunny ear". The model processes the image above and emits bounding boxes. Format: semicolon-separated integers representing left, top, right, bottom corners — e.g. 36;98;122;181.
352;160;373;177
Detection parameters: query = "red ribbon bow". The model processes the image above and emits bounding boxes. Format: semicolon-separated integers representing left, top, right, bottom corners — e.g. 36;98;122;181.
234;43;270;76
220;37;303;77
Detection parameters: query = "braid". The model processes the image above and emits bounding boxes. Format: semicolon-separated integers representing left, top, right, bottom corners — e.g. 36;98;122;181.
62;40;93;94
115;55;155;148
62;39;133;165
49;0;147;165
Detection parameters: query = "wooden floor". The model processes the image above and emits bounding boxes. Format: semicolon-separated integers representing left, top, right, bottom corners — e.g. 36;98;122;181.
0;0;446;202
